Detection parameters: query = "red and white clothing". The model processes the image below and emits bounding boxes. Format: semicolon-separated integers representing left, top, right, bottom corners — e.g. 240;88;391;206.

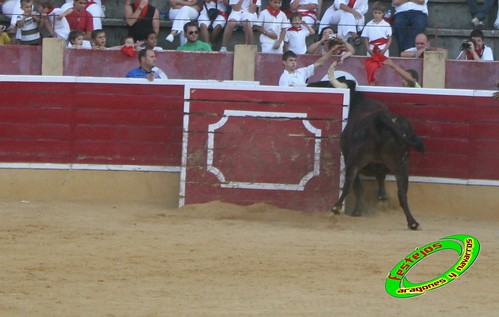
279;64;315;87
169;1;200;34
456;45;494;61
62;0;103;29
198;0;229;29
319;0;368;36
361;19;392;57
284;26;310;55
336;0;368;39
293;0;319;26
66;9;94;33
227;0;261;26
46;7;71;40
255;6;289;53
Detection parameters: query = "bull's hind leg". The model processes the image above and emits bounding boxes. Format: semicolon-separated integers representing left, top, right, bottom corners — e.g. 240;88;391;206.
376;172;388;201
394;171;420;230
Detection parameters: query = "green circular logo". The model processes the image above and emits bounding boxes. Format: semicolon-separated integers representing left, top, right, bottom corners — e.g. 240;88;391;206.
385;234;480;298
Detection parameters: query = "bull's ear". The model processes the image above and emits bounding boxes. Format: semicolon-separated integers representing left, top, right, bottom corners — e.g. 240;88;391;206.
327;63;348;89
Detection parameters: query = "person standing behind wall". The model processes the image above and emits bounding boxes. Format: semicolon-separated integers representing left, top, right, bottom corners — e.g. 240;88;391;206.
66;0;94;40
392;0;428;55
125;0;159;43
16;0;41;45
254;0;289;54
126;48;168;81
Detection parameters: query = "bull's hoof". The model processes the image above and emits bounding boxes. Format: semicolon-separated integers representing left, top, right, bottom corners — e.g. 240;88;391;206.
350;210;362;217
408;222;421;231
377;194;388;201
330;206;341;215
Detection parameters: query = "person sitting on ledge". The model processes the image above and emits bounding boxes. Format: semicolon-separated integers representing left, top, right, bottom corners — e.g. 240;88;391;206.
176;22;212;51
400;33;447;58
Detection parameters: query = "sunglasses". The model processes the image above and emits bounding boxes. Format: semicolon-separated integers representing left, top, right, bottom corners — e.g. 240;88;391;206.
188;31;199;35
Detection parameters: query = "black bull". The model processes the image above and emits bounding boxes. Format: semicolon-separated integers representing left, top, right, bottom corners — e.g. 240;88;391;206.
308;73;425;230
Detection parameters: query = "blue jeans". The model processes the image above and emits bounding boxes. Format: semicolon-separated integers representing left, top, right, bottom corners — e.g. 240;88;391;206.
467;0;496;21
392;10;428;54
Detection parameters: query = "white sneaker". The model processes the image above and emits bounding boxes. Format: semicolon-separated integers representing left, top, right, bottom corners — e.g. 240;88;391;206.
219;47;227;52
166;34;174;42
471;17;479;27
494;18;499;29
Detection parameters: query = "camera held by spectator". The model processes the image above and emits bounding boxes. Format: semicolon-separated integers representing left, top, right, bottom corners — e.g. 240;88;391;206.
460;39;476;51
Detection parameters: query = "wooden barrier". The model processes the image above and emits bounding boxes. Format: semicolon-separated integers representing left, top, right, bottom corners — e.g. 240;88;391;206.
0;76;498;215
0;77;184;167
180;84;346;211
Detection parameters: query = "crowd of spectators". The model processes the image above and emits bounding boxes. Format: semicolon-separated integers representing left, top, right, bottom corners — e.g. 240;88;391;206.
0;0;497;82
0;0;497;56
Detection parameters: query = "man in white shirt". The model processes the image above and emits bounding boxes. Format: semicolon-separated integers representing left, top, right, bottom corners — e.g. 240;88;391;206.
400;33;448;58
456;29;494;61
278;48;333;87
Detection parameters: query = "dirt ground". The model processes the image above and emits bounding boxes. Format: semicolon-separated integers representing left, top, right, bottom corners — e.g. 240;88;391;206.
1;200;498;316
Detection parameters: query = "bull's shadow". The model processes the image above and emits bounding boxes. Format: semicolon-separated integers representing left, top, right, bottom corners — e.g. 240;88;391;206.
308;63;425;230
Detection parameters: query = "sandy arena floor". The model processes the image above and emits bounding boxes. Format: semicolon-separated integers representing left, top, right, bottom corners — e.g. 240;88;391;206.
0;200;498;316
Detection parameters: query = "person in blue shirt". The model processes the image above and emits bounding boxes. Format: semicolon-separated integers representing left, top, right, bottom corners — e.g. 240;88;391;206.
126;48;168;81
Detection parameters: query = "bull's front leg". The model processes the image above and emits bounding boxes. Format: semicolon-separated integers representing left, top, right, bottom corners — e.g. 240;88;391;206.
331;165;360;214
351;175;363;216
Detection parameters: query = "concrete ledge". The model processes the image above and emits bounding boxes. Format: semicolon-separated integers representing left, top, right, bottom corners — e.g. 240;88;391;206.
346;180;499;221
0;169;180;209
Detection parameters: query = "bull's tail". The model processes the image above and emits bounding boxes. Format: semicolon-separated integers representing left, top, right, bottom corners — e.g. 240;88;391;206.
379;113;425;154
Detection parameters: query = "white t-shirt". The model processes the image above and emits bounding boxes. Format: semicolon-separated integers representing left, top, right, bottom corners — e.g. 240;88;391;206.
456;45;494;61
361;19;392;56
279;64;315;87
284;27;310;55
254;9;289;44
229;0;261;11
394;0;428;14
47;8;71;40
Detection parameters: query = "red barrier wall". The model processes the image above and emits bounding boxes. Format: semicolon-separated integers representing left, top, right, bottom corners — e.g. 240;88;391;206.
181;85;346;211
255;54;424;87
1;45;496;90
361;87;499;181
63;49;234;80
0;78;184;166
1;77;498;210
0;46;42;75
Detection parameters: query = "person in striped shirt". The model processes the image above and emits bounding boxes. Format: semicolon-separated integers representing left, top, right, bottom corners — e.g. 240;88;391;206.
15;0;41;45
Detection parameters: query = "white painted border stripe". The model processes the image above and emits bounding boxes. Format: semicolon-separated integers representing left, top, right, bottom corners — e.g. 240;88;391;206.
178;88;193;208
205;109;322;191
364;175;499;187
224;109;307;118
0;163;181;172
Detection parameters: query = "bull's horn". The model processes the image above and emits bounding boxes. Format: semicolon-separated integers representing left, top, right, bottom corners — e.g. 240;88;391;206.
327;61;348;89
